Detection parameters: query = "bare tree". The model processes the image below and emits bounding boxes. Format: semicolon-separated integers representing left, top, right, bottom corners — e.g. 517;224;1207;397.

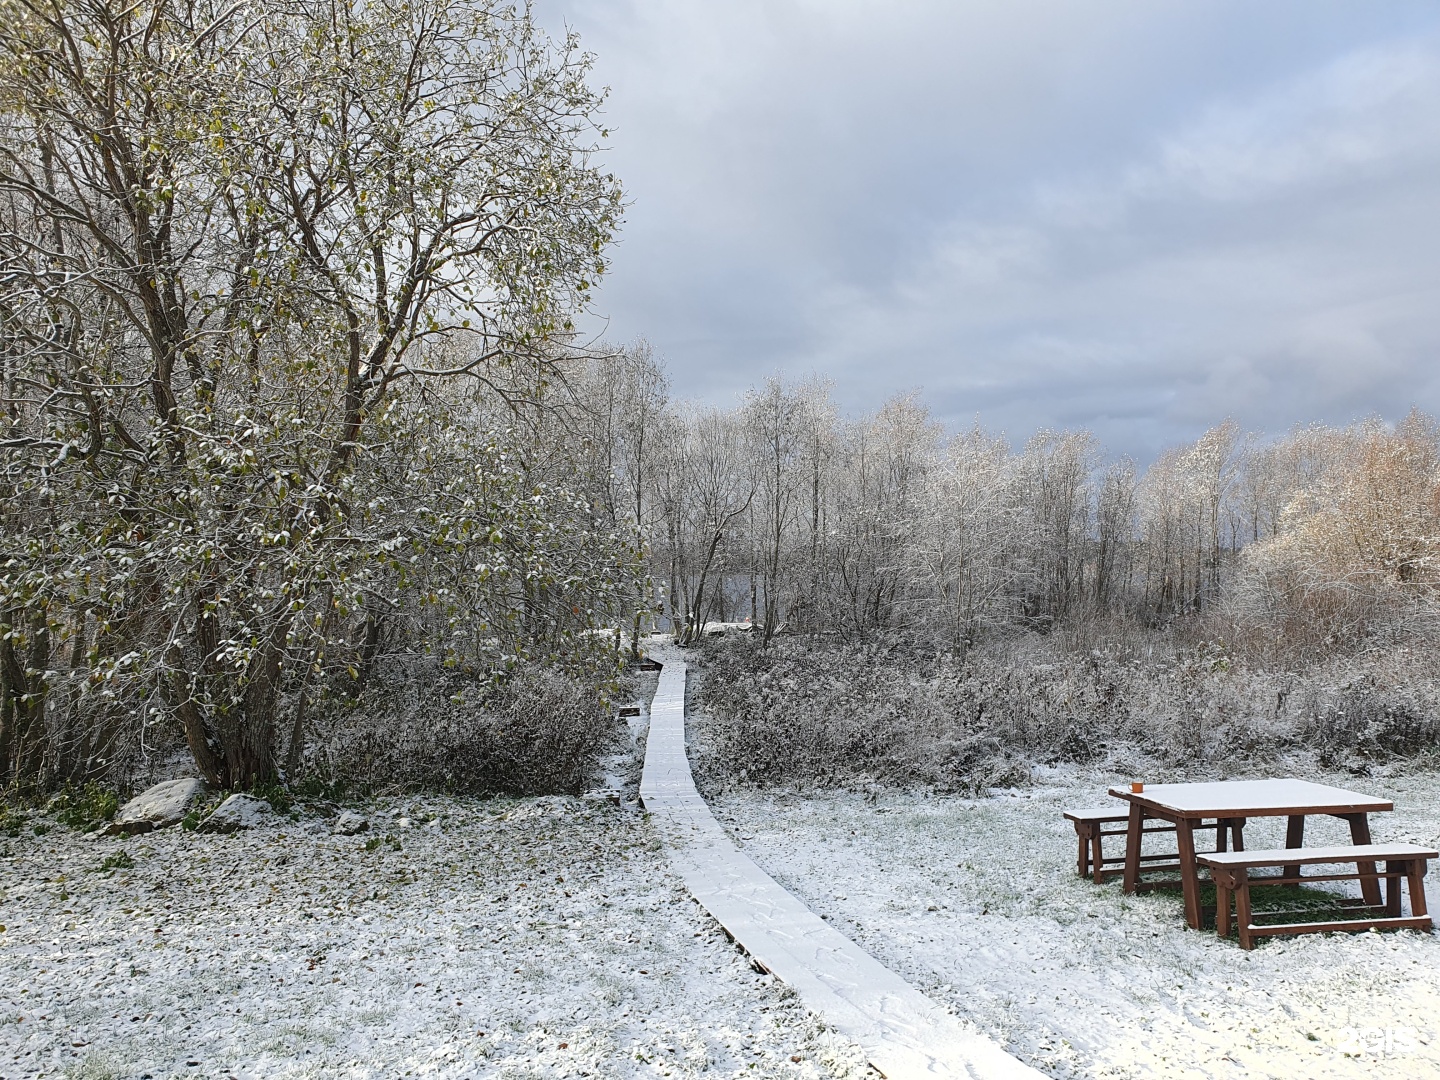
671;407;755;643
742;378;807;646
904;426;1022;655
1016;430;1097;624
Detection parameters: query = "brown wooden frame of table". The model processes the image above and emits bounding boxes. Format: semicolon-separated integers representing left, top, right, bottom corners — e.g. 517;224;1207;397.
1108;779;1394;930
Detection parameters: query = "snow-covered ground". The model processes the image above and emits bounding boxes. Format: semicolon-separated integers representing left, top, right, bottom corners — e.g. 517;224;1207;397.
710;767;1440;1080
0;796;873;1079
6;669;1439;1080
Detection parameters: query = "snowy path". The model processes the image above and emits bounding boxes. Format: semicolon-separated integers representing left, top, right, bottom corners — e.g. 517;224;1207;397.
640;657;1046;1080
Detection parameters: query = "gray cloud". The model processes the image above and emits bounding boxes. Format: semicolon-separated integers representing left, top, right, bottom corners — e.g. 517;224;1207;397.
546;0;1440;462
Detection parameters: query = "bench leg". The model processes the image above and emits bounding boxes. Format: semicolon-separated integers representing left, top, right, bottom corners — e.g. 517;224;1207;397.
1407;860;1429;920
1282;814;1305;882
1345;814;1383;908
1076;825;1090;878
1092;831;1106;884
1215;870;1234;939
1234;868;1255;950
1385;861;1404;918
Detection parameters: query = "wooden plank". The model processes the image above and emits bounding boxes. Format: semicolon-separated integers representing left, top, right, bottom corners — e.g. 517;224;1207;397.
1244;916;1433;937
1239;870;1406;887
1198;843;1439;868
1063;807;1128;823
640;657;1045;1080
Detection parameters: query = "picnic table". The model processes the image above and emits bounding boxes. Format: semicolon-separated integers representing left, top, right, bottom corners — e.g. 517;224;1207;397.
1107;778;1394;929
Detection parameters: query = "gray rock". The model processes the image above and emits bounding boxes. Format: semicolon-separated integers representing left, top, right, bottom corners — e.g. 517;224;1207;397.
109;778;206;835
198;793;275;834
332;811;369;835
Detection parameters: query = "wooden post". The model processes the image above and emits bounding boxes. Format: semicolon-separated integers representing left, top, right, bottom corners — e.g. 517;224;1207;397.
1282;814;1305;882
1176;818;1202;929
1385;861;1403;918
1407;859;1429;919
1234;868;1254;950
1122;803;1144;894
1215;869;1234;939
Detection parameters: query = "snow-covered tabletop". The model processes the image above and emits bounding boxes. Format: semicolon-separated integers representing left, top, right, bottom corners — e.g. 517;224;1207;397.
1107;778;1392;817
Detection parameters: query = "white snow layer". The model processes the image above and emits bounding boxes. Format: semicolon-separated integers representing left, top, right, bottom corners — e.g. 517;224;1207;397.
5;767;1439;1078
0;797;874;1079
708;768;1440;1080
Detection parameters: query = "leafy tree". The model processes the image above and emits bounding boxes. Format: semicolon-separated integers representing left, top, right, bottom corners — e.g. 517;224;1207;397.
0;0;627;789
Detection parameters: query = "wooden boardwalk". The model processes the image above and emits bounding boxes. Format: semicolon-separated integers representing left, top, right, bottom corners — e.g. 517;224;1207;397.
639;657;1046;1080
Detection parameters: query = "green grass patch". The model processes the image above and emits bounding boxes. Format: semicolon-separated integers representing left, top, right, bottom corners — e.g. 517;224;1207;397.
48;782;119;832
93;849;136;874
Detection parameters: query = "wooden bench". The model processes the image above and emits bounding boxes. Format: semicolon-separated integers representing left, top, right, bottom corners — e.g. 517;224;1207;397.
1198;843;1437;950
1065;807;1241;885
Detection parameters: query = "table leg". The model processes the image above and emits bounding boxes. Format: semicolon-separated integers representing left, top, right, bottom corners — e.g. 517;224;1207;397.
1346;813;1382;908
1215;818;1229;853
1176;817;1202;929
1282;814;1305;882
1122;803;1144;894
1231;817;1246;851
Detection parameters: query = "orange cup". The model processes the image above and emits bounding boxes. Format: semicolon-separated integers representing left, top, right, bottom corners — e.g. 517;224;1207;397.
1131;781;1144;793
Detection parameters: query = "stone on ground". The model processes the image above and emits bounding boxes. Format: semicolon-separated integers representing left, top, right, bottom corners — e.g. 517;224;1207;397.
332;810;369;835
108;778;206;835
199;794;275;833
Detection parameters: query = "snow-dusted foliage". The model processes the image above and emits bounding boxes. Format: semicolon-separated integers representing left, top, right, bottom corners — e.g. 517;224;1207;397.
693;636;1440;792
304;663;615;796
608;365;1440;667
0;0;640;793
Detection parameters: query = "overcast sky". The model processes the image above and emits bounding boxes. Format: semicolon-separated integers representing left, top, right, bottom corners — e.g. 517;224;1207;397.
543;0;1440;464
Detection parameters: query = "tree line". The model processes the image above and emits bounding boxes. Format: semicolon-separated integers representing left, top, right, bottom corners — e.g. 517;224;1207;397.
5;0;1435;798
567;355;1440;660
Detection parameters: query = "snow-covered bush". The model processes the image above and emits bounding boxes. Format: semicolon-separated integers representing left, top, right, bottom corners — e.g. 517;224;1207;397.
693;635;1440;791
304;664;615;796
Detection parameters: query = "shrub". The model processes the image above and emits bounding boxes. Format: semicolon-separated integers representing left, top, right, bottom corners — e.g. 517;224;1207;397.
48;782;120;832
0;803;25;837
305;662;616;796
1306;685;1440;765
690;634;1440;791
251;780;293;815
96;850;136;873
